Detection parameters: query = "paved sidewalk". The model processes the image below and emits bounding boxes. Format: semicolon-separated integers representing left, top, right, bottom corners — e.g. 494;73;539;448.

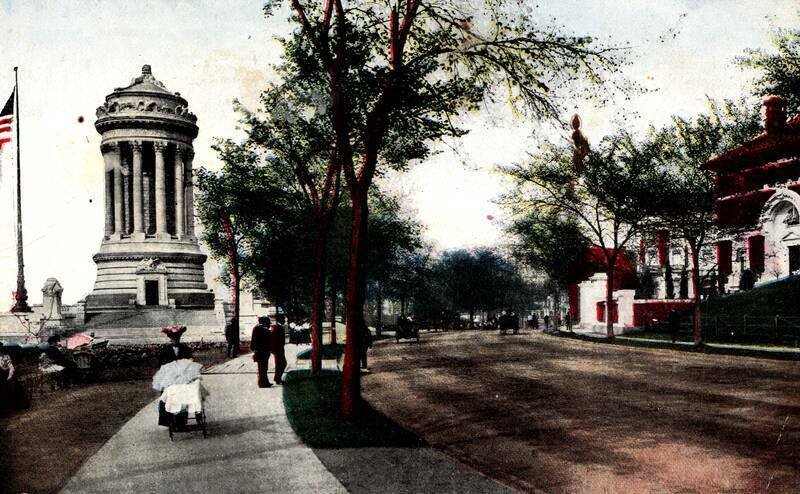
61;344;510;493
62;346;347;494
554;327;800;360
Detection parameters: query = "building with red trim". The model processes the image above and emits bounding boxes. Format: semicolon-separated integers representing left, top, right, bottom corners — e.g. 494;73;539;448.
706;96;800;288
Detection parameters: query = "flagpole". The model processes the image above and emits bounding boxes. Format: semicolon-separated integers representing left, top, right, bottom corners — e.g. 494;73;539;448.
11;66;30;313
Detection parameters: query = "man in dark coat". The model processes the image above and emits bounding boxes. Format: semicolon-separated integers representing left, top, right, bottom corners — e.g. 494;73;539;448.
668;309;681;343
251;316;272;388
158;326;193;366
360;322;373;369
270;315;287;385
225;317;240;358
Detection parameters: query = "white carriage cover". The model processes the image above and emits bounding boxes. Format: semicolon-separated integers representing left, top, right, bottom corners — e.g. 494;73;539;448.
160;379;207;415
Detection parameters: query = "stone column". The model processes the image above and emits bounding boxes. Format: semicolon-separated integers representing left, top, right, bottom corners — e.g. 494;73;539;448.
131;141;144;237
174;146;186;237
122;151;130;234
143;174;151;234
108;142;123;237
101;144;114;237
154;141;168;237
184;149;195;238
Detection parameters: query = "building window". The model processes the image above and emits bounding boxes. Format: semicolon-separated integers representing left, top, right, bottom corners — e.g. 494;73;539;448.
748;235;765;274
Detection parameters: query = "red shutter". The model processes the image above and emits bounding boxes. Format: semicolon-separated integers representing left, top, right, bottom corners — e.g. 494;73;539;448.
596;302;605;322
748;235;765;273
568;283;580;321
656;231;669;266
716;240;732;276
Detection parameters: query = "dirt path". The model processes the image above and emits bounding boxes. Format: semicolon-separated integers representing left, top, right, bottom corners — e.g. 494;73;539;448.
361;331;800;493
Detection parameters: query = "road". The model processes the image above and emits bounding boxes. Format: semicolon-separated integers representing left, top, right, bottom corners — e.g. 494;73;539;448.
362;331;800;493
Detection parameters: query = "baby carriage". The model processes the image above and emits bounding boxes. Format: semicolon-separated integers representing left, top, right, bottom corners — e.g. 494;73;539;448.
153;359;208;440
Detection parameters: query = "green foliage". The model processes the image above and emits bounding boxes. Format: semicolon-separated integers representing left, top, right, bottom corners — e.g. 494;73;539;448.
508;210;587;288
738;21;800;113
646;100;762;242
195;139;309;295
434;248;531;316
503;131;659;260
265;0;629;178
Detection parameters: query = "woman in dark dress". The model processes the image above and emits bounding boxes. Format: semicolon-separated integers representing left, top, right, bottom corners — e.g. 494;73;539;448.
0;345;28;413
158;325;193;366
156;326;192;427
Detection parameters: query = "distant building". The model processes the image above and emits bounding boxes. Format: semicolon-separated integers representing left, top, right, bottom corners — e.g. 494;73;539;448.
706;95;800;290
569;95;800;333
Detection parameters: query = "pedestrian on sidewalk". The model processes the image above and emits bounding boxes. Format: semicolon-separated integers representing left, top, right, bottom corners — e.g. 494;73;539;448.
543;314;551;330
158;326;192;366
668;309;680;344
0;346;28;413
225;316;240;358
271;315;287;385
360;322;373;369
251;316;272;388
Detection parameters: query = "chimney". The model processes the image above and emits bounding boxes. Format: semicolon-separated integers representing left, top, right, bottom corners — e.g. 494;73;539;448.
763;95;787;134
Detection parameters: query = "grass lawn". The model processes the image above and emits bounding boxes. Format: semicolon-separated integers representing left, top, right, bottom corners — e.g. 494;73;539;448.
282;369;421;448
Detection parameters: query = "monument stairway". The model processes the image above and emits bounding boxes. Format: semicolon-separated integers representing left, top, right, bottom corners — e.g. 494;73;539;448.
83;308;225;345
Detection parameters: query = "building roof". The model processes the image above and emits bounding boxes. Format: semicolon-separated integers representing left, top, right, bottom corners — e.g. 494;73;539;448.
705;96;800;173
113;65;173;96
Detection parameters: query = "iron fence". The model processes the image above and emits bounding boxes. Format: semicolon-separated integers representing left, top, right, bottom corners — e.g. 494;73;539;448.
644;314;800;347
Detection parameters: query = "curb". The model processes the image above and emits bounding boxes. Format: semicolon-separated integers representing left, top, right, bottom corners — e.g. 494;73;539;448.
548;330;800;361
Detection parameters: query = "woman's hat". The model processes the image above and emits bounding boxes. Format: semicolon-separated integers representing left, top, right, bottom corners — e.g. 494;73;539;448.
161;325;187;338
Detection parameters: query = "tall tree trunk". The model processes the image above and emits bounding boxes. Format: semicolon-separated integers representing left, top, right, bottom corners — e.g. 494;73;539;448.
690;242;703;345
606;263;616;339
553;287;561;330
400;297;406;317
375;282;382;336
222;215;240;324
310;224;328;373
329;284;337;345
469;308;475;329
341;187;368;419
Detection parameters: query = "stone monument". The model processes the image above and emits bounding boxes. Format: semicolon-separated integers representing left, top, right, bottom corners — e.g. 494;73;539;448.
85;65;214;315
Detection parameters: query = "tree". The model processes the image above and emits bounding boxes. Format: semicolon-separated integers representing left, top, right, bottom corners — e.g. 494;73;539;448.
267;0;627;418
738;21;800;112
195;140;281;325
504;133;659;338
242;66;342;373
507;209;588;328
647;100;761;344
365;195;423;324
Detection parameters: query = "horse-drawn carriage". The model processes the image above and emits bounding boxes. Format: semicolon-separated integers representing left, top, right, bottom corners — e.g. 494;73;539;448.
395;316;419;342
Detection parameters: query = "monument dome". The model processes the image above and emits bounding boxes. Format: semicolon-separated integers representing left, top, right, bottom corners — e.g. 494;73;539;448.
85;65;214;313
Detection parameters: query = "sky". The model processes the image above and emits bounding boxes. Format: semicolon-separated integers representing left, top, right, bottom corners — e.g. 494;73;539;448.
0;0;798;304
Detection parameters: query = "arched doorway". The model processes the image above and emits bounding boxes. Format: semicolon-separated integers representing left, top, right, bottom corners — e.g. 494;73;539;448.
759;188;800;278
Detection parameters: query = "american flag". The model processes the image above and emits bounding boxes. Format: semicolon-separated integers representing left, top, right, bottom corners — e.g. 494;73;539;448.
0;88;13;152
